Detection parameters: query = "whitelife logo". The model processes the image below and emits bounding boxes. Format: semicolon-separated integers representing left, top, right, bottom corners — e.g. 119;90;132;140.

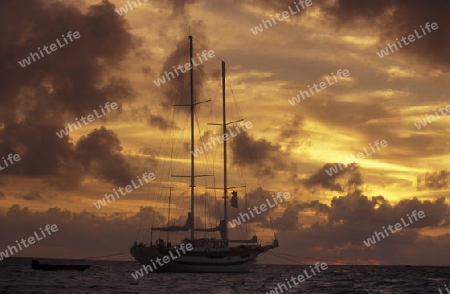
130;243;194;279
153;49;215;87
229;192;290;228
376;22;439;58
191;121;253;157
266;262;328;294
115;0;150;16
363;210;425;247
56;102;118;139
414;105;450;130
0;153;21;171
18;31;81;68
288;69;350;106
0;224;59;261
325;140;388;176
250;0;313;35
93;172;156;209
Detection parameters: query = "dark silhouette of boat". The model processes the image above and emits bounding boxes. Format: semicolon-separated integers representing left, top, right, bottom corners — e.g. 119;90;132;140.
31;260;91;271
130;36;279;273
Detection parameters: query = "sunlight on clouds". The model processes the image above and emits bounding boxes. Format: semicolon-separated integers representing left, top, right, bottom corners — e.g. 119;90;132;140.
420;227;450;237
387;67;416;78
340;35;379;46
372;89;398;100
240;2;268;16
361;160;426;174
227;69;274;81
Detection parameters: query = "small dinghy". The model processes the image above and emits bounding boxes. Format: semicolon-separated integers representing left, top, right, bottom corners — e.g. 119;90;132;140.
31;259;91;271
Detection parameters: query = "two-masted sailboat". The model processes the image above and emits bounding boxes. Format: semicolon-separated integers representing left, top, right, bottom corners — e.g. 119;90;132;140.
130;36;278;273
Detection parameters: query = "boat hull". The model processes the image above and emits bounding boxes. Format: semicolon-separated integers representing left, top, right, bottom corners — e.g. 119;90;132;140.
130;244;257;273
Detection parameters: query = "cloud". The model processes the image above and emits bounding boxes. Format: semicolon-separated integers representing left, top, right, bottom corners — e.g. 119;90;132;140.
322;0;450;69
15;191;44;201
1;0;135;121
301;163;363;192
0;204;166;258
277;115;310;153
44;126;155;190
417;170;450;190
271;191;450;265
230;134;289;178
148;114;175;131
0;0;138;189
75;127;138;187
221;182;449;264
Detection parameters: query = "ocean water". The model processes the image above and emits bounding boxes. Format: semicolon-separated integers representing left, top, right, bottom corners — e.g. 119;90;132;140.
0;258;449;293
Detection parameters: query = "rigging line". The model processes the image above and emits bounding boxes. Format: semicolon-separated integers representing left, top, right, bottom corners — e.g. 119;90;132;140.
168;41;189;171
266;252;307;265
244;186;248;238
234;120;247;186
141;40;189;239
168;92;190;223
81;252;130;260
207;88;220;224
210;73;228;236
137;132;166;240
269;216;277;236
163;124;185;229
225;66;245;121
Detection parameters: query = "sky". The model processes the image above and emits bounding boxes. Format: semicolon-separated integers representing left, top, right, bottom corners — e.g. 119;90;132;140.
0;0;449;265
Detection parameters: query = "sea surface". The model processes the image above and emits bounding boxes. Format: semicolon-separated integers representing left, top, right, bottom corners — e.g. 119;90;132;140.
0;258;449;293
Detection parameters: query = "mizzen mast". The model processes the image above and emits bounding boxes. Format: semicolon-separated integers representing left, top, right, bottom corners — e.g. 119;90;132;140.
189;35;195;241
222;61;228;241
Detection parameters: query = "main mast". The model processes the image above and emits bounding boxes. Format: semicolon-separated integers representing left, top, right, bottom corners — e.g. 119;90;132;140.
222;61;229;241
189;36;195;241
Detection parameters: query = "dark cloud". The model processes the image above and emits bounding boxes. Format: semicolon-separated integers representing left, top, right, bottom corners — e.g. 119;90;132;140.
75;127;137;187
1;0;135;121
15;190;44;201
271;191;450;265
231;133;288;178
417;170;450;190
273;206;298;230
0;0;138;188
0;120;75;177
40;126;153;190
300;191;447;233
237;187;285;224
323;0;450;69
226;184;449;264
296;199;330;214
0;192;5;200
278;115;303;140
142;66;152;76
301;163;363;192
148;114;175;131
277;115;310;152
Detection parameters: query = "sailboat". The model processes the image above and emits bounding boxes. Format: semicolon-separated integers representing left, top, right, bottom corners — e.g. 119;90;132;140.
130;36;278;273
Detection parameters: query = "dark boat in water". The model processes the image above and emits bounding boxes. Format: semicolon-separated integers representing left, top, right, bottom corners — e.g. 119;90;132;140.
31;260;91;271
130;36;279;273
